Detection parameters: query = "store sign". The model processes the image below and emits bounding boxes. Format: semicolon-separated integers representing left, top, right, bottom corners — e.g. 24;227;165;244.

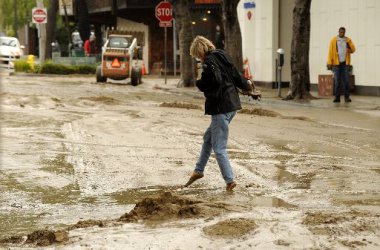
59;0;74;16
244;1;256;9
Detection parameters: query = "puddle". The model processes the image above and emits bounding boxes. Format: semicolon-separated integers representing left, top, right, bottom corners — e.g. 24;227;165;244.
269;140;297;154
281;115;313;122
119;110;144;118
77;96;120;105
250;196;297;208
371;169;380;175
0;213;41;237
228;150;251;160
40;154;75;175
274;164;314;189
0;174;82;205
334;196;380;206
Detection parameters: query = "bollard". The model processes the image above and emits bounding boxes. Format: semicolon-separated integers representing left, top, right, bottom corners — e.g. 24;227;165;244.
27;55;35;70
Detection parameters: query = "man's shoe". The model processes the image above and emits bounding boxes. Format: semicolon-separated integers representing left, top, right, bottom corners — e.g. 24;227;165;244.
226;182;237;191
345;98;352;103
184;171;204;187
333;98;340;103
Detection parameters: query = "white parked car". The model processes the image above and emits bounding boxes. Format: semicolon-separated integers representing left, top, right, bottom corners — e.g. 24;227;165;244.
0;36;24;67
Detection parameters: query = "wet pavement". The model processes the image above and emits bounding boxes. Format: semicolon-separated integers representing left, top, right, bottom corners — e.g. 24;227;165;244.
0;71;379;249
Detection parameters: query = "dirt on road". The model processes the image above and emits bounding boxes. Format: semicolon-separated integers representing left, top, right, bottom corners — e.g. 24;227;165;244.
1;73;379;249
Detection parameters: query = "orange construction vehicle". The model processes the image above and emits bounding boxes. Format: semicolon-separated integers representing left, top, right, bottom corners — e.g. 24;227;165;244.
96;30;142;86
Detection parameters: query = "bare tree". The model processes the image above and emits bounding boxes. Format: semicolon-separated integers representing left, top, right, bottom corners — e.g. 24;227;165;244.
221;0;243;71
45;0;59;60
173;0;195;87
285;0;312;100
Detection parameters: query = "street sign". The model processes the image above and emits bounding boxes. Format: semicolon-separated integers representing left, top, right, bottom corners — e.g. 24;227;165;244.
32;8;47;24
155;1;173;26
159;21;172;27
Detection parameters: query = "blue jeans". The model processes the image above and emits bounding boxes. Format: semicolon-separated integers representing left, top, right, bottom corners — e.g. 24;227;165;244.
194;111;236;184
333;63;350;100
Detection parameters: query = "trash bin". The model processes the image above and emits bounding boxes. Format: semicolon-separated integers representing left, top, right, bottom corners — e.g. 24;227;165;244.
318;74;355;96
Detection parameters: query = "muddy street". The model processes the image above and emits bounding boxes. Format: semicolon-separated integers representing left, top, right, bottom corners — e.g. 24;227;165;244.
1;73;380;249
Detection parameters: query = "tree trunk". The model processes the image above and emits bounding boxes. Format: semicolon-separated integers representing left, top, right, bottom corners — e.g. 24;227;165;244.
286;0;312;100
173;0;195;87
222;0;243;71
13;0;18;38
45;0;58;60
76;0;91;42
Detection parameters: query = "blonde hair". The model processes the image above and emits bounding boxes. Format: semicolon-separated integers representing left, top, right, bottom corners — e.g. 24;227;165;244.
190;36;216;59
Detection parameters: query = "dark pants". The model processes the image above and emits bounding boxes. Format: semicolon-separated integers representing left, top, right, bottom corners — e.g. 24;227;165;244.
333;62;350;100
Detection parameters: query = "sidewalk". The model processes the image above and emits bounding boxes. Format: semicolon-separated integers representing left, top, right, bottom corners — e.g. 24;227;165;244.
256;88;380;111
154;76;380;113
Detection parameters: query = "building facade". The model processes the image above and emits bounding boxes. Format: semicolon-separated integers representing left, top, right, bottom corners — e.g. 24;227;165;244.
238;0;380;96
84;0;221;75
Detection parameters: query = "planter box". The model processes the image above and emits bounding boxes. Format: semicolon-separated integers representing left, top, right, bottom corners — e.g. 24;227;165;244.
318;74;355;96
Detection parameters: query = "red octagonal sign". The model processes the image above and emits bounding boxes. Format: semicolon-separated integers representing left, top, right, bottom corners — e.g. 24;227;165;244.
32;8;47;24
155;1;173;23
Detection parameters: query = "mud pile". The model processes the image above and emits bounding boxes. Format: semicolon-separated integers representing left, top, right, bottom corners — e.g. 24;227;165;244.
0;230;69;247
160;101;202;110
0;236;24;244
239;108;280;117
26;230;69;246
203;218;257;238
67;220;107;230
1;192;231;247
303;209;377;248
119;191;203;222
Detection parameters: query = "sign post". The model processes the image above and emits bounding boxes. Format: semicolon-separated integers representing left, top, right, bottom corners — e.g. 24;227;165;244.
33;2;47;63
155;1;173;84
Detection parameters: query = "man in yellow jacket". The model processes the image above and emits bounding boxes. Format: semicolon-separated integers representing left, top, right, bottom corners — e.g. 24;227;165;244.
327;27;356;103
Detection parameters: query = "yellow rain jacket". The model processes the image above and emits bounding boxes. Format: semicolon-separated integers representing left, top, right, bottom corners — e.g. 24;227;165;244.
327;36;356;66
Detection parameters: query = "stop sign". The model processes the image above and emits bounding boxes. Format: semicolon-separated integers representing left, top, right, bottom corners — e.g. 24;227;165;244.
155;1;173;23
32;8;47;24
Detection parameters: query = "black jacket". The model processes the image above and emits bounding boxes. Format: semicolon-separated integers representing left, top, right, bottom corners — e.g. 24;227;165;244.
196;49;251;115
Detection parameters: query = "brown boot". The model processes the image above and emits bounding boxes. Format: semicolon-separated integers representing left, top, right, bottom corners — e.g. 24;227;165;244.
226;182;237;191
184;171;204;187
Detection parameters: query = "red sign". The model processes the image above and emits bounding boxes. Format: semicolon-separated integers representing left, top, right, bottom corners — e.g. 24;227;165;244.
159;22;172;27
155;1;173;25
32;8;47;24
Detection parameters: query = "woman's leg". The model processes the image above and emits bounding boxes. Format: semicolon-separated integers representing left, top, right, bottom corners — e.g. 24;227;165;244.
211;111;236;184
194;126;212;174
